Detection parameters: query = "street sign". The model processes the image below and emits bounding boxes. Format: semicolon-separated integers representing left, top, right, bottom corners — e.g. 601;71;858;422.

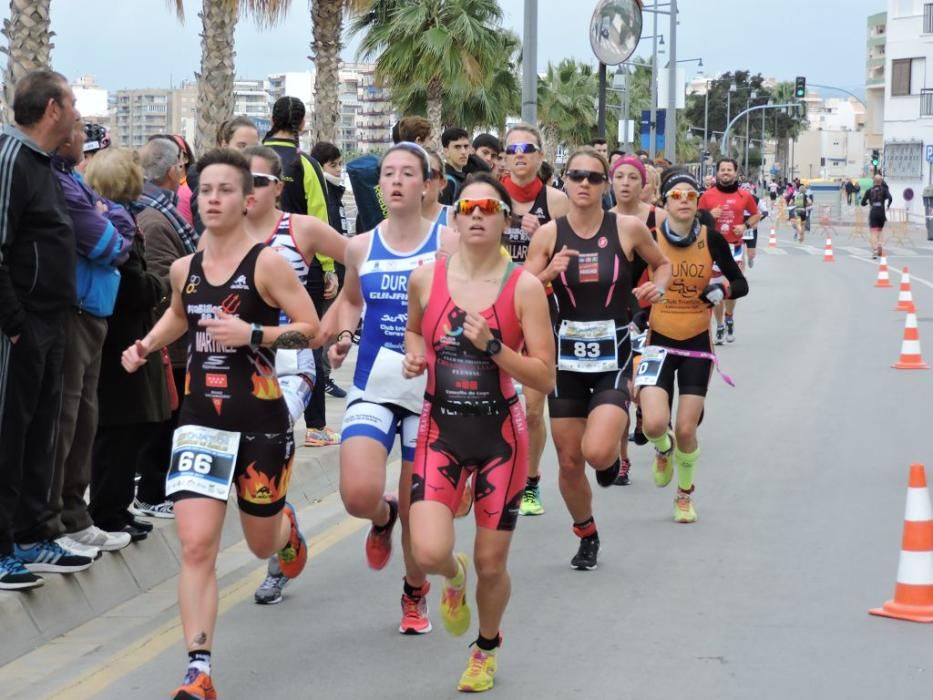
926;144;933;163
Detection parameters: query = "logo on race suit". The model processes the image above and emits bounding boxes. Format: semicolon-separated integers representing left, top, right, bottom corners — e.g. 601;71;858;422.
212;398;224;415
205;373;228;389
442;307;466;338
230;274;250;291
237;457;293;505
248;353;282;400
670;278;698;298
598;237;608;249
202;355;229;371
532;207;545;218
185;274;201;294
578;253;599;283
220;293;241;315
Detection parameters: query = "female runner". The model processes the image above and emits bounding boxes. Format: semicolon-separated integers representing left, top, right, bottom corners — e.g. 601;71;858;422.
638;168;748;523
525;148;671;570
404;173;554;692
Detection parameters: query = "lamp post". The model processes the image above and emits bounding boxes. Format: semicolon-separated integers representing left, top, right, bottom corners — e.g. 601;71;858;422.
648;29;665;158
725;80;736;156
667;0;677;162
521;0;537;124
744;89;757;175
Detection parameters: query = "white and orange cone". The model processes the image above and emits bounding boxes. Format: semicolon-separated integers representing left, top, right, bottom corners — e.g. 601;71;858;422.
768;227;777;248
823;236;834;262
893;310;929;370
870;464;933;623
895;267;915;312
875;256;892;288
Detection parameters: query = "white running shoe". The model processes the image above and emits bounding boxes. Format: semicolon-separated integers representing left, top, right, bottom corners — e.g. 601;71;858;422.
55;535;101;560
132;497;175;519
69;525;131;552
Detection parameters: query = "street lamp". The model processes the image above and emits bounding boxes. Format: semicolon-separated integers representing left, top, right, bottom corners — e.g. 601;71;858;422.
725;81;737;155
744;89;758;174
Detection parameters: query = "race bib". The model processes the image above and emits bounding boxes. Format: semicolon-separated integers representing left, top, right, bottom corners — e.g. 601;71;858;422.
166;425;240;500
634;346;668;387
630;329;647;355
742;228;755;241
731;243;744;262
558;319;618;372
362;347;427;414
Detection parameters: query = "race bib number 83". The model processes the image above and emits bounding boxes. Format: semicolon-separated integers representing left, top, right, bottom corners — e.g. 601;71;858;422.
166;425;241;500
558;319;618;373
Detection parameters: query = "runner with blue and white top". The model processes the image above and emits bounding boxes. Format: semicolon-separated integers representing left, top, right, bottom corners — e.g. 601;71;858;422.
326;142;458;636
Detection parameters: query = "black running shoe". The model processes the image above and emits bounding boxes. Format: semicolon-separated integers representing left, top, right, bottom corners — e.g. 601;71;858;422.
595;460;620;488
613;459;631;486
571;535;599;570
633;408;648;445
324;377;347;398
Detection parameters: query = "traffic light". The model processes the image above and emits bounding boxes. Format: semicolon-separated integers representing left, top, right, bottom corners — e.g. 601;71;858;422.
871;149;880;171
795;76;806;99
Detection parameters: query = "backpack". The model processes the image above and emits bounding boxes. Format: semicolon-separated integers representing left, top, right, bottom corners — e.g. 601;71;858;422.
795;191;807;209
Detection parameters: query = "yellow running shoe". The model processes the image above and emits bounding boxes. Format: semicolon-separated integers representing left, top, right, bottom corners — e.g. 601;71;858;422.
653;433;674;488
441;553;471;637
457;646;498;693
674;489;697;523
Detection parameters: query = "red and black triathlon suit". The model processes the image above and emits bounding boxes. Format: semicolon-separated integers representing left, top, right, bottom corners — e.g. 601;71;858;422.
411;259;528;531
502;186;550;264
548;212;635;418
179;243;295;517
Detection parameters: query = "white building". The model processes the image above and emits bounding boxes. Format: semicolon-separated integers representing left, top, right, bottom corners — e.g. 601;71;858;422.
72;75;108;119
881;0;933;219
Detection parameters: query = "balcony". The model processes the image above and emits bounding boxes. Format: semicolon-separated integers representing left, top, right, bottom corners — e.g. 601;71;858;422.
921;88;933;117
926;2;933;33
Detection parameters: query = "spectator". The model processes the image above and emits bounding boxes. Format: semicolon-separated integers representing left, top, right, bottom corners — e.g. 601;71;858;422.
85;148;171;537
440;126;471;204
133;137;197;517
170;135;195;225
188;118;258;232
398;116;432;146
76;122;110;175
0;70;94;591
472;133;502;170
40;117;138;555
590;138;609;160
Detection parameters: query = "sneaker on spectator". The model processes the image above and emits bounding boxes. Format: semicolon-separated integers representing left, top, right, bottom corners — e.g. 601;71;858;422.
14;541;94;573
56;536;101;560
69;525;131;552
305;427;340;447
119;522;149;543
0;554;44;590
324;377;347;398
132;497;175;519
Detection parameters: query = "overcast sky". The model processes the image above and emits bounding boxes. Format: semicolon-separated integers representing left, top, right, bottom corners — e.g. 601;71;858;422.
2;0;884;96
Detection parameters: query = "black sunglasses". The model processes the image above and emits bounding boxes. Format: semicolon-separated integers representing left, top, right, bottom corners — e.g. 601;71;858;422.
565;169;607;185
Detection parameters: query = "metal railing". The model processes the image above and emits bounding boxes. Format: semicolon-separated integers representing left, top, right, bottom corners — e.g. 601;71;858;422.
925;2;933;33
922;89;933;117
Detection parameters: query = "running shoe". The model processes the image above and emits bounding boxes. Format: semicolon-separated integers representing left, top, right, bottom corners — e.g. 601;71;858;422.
171;669;217;700
324;377;347;398
595;460;620;488
254;556;289;605
365;495;397;570
613;459;632;486
276;502;308;579
725;319;735;343
69;524;131;551
14;541;94;574
748;256;755;269
457;646;498;693
0;554;44;590
399;580;432;635
632;408;648;445
441;553;471;637
55;536;101;561
653;434;674;488
714;325;725;346
674;490;698;524
304;426;340;447
518;484;544;516
571;534;599;571
132;497;175;519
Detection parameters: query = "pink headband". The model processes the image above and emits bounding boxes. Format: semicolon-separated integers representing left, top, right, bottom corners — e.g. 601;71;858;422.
610;156;647;185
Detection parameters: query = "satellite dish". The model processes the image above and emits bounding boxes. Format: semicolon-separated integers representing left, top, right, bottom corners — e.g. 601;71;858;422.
589;0;643;66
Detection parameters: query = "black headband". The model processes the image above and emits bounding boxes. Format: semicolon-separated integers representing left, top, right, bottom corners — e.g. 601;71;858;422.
661;173;699;200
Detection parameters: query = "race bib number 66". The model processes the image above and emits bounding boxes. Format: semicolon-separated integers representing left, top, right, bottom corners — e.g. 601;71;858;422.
165;425;241;500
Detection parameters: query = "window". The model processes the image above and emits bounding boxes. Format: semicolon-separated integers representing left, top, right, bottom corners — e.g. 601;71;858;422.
893;59;912;96
925;2;933;31
884;142;923;178
922;89;933;116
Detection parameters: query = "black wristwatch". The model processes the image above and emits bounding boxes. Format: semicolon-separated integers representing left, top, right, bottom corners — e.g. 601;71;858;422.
485;338;502;357
249;323;264;349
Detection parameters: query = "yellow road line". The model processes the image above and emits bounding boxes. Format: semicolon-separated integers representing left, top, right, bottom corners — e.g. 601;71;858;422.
49;515;368;700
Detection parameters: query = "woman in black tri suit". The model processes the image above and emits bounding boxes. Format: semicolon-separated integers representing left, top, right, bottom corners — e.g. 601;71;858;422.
122;149;320;700
525;148;671;571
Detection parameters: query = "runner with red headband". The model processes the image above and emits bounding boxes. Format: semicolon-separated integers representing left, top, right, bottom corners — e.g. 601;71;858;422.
638;168;748;523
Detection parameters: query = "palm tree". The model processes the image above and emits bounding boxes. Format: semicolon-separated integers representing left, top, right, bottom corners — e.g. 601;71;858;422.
537;59;598;165
171;0;289;156
350;0;505;145
1;0;53;124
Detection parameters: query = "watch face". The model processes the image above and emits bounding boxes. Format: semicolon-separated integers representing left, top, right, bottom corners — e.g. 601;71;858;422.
487;338;502;355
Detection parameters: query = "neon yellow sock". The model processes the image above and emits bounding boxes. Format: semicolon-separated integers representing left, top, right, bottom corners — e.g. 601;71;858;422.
648;432;672;453
675;446;700;491
448;557;465;588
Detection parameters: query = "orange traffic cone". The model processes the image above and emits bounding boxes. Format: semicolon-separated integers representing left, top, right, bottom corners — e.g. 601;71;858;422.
869;464;933;623
895;267;915;312
893;310;929;369
768;228;777;248
823;236;834;262
875;256;892;288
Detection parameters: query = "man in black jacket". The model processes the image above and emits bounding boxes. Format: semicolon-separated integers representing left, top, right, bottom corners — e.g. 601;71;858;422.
0;70;95;591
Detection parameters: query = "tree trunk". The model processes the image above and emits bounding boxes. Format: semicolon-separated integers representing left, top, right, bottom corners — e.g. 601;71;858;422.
542;126;558;170
1;0;52;125
194;0;236;157
426;82;443;151
310;0;342;146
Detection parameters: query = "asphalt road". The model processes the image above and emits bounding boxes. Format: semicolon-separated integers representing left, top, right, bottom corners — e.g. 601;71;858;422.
40;218;933;699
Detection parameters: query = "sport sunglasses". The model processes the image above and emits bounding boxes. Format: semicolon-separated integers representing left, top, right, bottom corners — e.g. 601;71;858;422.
505;143;539;155
565;169;608;185
453;198;512;217
667;189;699;202
252;173;281;188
